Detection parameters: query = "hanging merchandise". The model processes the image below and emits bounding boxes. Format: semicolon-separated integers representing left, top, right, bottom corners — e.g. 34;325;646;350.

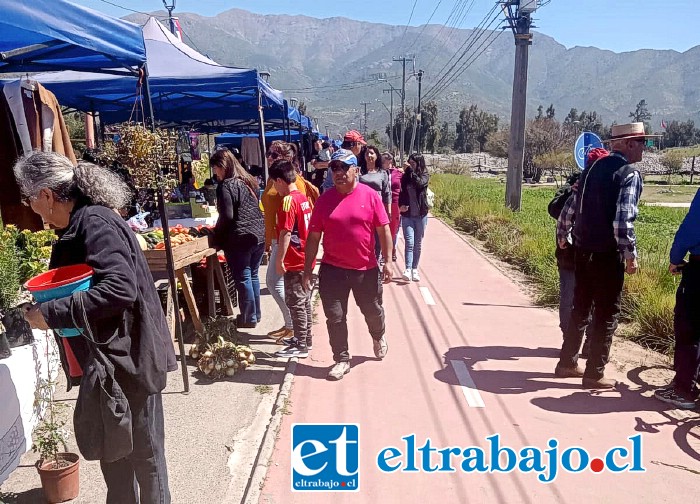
241;137;263;168
189;132;201;161
0;80;77;230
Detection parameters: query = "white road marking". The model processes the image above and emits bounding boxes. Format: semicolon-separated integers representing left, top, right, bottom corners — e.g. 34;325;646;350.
449;359;485;408
419;286;436;306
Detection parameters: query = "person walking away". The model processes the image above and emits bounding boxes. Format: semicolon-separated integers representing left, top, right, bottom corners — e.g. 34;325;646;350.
383;152;403;262
321;130;366;192
548;148;609;356
303;150;393;380
399;153;430;282
654;187;700;409
359;145;392;261
261;141;318;341
266;160;316;359
17;152;176;504
555;122;653;389
211;148;265;328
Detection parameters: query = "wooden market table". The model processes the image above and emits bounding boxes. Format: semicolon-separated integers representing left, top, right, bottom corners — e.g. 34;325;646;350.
144;236;235;346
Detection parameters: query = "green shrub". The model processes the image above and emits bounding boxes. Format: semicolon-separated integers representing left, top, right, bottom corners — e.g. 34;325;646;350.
0;228;21;311
430;174;685;354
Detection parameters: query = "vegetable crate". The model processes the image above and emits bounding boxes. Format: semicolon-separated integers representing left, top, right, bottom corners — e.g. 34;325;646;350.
144;236;211;271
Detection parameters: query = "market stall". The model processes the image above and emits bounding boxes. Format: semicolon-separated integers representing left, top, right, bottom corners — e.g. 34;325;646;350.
0;0;149;485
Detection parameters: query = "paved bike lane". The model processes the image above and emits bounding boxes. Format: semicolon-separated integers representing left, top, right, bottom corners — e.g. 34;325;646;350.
259;216;699;504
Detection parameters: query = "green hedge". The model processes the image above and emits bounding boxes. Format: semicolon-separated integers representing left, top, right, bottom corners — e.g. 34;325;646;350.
430;174;688;354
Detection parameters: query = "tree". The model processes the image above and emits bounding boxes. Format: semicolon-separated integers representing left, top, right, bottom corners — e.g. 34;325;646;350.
661;150;684;183
546;104;556;120
437;121;454;153
367;130;384;149
419;100;439;152
536;105;544;120
664;120;700;148
629;99;651;132
485;128;509;158
454;104;499;153
524;117;567;182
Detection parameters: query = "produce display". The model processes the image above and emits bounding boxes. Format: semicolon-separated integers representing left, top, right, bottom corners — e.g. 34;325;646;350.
190;337;256;378
138;224;213;250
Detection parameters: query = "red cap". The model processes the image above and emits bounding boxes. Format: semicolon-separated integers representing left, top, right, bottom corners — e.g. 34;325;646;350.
343;130;366;145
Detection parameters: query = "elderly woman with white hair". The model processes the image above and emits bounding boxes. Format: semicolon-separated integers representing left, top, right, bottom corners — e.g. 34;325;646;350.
15;151;175;504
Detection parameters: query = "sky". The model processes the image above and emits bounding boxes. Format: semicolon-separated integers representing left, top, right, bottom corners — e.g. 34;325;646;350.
75;0;696;53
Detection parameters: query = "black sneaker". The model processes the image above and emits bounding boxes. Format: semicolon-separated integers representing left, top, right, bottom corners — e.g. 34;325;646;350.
654;387;697;410
280;336;298;347
281;336;312;350
275;344;309;359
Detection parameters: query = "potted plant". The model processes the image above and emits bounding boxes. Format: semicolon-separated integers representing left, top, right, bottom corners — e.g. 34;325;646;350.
32;345;80;503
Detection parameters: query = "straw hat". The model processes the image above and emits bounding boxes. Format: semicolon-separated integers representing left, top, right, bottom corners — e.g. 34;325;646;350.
607;122;661;141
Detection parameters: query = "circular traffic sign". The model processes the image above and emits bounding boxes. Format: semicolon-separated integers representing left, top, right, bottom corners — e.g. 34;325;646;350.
574;132;603;170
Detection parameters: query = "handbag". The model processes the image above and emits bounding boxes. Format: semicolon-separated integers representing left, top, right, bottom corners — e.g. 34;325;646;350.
70;292;133;463
426;187;435;209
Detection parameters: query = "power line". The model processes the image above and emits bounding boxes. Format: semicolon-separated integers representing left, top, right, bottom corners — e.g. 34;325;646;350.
424;3;501;99
406;0;444;52
425;27;504;101
423;0;476;75
398;0;420;53
97;0;157;16
279;76;400;93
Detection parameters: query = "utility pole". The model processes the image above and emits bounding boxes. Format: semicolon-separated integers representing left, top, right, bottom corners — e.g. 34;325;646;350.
162;0;177;36
393;56;414;166
360;101;370;136
416;69;424;153
504;0;535;211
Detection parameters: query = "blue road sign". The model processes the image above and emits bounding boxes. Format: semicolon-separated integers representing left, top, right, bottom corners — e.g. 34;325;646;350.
574;132;603;170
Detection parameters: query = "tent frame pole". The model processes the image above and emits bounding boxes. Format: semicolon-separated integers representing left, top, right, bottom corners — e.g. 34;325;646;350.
143;64;190;394
257;89;268;182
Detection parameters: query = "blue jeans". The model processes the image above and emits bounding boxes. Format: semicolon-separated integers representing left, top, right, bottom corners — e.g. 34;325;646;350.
266;241;293;329
402;215;428;269
227;241;264;325
559;265;594;340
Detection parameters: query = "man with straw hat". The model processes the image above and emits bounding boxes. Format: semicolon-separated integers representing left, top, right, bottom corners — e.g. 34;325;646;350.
554;122;659;389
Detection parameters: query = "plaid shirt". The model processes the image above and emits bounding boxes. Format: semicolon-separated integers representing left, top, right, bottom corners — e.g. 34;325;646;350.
557;152;642;259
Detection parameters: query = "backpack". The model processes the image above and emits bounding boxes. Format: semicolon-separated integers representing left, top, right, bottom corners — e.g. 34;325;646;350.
547;173;580;220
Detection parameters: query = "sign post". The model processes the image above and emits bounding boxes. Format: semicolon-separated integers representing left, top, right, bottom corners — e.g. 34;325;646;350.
574;132;603;170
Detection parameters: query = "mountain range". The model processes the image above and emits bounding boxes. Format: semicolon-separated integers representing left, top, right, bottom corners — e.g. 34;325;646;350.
125;9;700;138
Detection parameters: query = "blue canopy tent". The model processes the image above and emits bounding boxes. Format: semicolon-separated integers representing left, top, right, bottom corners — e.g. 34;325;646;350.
0;1;191;391
32;19;301;140
0;0;145;75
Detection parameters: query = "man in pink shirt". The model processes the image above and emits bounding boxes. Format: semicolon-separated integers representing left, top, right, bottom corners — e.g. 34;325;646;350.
304;149;393;380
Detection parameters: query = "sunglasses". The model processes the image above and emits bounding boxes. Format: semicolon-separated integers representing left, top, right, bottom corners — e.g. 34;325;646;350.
330;163;353;173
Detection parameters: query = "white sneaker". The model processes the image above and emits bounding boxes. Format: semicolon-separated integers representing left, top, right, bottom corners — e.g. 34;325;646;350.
275;344;308;359
327;361;351;380
411;269;420;282
402;269;412;281
373;336;388;359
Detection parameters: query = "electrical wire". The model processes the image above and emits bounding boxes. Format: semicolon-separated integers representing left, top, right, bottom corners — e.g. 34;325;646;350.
405;0;444;52
96;0;158;16
397;0;421;53
424;2;501;99
423;0;476;75
424;27;504;100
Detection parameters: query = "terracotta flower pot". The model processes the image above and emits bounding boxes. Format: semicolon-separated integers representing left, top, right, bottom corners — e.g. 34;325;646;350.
36;452;80;503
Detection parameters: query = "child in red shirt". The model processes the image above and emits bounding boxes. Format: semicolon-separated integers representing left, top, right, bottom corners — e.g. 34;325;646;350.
270;159;315;358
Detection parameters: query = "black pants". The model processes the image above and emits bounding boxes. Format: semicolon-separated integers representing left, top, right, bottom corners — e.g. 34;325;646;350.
673;262;700;394
559;250;625;379
285;271;312;347
100;393;171;504
318;263;385;362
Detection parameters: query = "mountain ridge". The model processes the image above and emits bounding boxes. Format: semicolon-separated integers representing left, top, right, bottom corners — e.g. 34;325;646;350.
125;9;700;136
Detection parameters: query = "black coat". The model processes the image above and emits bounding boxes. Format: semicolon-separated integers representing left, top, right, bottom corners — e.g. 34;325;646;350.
214;177;264;250
40;202;177;396
398;168;430;217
